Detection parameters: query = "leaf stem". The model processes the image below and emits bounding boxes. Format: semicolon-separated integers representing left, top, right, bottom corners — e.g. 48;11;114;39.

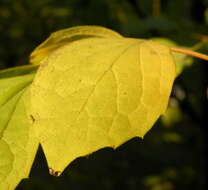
170;47;208;61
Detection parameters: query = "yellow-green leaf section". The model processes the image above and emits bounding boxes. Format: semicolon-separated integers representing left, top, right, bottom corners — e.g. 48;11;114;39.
30;36;176;174
30;25;122;65
0;71;39;190
151;38;193;76
0;65;38;79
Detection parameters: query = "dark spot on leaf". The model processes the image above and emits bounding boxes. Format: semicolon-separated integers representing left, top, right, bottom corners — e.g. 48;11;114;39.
30;115;35;122
49;168;61;177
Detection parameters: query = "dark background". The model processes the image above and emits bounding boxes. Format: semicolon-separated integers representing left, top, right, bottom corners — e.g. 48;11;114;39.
0;0;208;189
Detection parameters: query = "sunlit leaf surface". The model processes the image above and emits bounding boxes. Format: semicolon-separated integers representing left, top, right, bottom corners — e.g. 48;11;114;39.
0;68;38;190
0;26;176;189
30;36;175;174
30;25;122;65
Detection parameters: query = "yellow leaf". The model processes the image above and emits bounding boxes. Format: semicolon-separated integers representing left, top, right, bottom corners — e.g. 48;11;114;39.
151;38;193;76
30;25;122;65
30;34;176;174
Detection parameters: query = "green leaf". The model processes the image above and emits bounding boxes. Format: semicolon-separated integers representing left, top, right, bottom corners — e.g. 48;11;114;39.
30;36;176;174
30;25;122;65
0;73;36;107
0;70;38;190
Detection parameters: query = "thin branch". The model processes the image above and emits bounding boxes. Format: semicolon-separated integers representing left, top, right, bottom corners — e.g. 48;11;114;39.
171;47;208;61
152;0;161;17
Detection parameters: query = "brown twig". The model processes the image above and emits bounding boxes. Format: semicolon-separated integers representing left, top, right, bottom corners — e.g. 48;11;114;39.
171;47;208;61
152;0;161;17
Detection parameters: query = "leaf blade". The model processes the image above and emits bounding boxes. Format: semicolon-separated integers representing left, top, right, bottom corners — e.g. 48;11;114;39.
30;25;123;65
30;36;175;173
0;72;38;190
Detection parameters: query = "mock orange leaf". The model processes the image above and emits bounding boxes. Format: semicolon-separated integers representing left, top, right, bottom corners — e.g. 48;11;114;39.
30;25;122;65
30;36;176;173
0;26;177;189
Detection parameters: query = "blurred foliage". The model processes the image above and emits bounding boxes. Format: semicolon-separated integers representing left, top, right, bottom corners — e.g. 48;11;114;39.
0;0;208;190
